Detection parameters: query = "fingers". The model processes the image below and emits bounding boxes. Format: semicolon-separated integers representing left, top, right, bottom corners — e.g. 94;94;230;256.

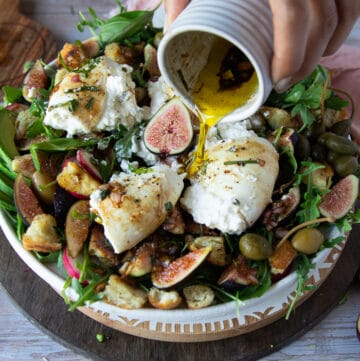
271;0;340;92
269;0;311;90
324;0;360;55
290;0;338;84
164;0;190;31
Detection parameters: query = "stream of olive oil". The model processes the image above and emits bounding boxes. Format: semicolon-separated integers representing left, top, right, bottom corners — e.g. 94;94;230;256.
187;40;259;176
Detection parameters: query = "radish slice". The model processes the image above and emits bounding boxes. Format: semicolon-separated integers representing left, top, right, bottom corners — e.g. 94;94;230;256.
62;248;88;284
62;248;81;279
76;149;103;182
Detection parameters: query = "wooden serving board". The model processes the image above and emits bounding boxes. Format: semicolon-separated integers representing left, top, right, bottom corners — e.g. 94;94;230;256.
0;2;360;360
0;0;57;96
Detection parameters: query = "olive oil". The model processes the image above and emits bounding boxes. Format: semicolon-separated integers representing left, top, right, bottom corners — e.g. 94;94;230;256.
187;39;258;176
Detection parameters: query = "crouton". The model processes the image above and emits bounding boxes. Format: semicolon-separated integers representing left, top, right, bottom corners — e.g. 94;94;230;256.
148;287;182;309
22;214;62;253
57;161;100;198
104;43;135;65
269;240;297;274
188;236;228;266
57;42;88;70
104;275;147;309
89;225;119;267
183;284;215;309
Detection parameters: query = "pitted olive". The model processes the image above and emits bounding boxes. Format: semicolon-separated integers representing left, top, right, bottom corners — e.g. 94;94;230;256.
332;155;359;177
329;119;352;137
311;143;327;162
291;228;324;254
295;135;311;160
239;233;272;260
319;132;358;155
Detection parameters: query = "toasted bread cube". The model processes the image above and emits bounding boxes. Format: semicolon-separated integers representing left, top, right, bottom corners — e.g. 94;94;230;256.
57;42;88;69
183;284;215;309
188;236;228;266
57;161;100;198
148;287;182;309
104;275;147;309
22;214;62;253
89;225;119;267
269;240;297;274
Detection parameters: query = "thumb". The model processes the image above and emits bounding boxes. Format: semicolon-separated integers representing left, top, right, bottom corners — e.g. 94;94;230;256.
164;0;190;32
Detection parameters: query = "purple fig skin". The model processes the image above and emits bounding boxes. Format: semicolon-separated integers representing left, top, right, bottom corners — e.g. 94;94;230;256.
357;313;360;341
14;174;44;225
319;174;359;219
76;149;103;182
144;97;194;156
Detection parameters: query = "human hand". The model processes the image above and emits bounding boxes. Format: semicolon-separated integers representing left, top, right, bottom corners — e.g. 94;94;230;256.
270;0;360;92
164;0;190;31
164;0;360;92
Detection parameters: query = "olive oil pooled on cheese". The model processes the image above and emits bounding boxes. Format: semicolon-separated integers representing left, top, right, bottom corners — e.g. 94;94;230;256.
187;39;259;176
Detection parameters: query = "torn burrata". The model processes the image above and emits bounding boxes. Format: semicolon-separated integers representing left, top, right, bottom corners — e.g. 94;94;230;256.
181;124;279;234
44;56;143;136
90;164;184;254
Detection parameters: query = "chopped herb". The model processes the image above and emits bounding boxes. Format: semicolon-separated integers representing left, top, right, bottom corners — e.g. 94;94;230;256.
165;201;173;213
99;189;110;200
71;209;89;220
96;333;105;343
85;97;95;109
224;159;263;166
65;85;100;93
232;198;240;206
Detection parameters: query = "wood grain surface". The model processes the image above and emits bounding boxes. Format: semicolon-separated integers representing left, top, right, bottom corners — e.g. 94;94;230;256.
0;0;56;96
0;1;360;360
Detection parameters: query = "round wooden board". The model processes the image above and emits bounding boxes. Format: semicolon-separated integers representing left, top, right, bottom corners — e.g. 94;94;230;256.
0;224;359;361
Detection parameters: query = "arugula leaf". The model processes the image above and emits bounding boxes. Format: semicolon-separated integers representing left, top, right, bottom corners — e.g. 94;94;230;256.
2;86;23;105
285;254;316;319
266;65;348;133
77;6;157;48
99;10;155;45
114;123;142;161
236;261;271;300
295;161;326;223
30;138;98;170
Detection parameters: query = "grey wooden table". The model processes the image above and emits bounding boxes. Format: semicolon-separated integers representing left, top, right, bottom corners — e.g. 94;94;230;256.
0;1;360;360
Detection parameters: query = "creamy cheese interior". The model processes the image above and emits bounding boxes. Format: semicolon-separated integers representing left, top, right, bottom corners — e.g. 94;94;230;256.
181;125;279;234
44;57;143;136
90;164;184;254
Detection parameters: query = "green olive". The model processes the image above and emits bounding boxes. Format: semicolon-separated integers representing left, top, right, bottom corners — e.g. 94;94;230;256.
332;155;359;177
327;149;338;164
329;119;352;137
291;228;324;255
239;233;272;260
295;135;311;160
311;143;327;162
320;132;358;155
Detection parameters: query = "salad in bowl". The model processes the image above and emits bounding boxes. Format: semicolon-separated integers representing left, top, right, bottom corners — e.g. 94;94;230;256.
0;2;359;341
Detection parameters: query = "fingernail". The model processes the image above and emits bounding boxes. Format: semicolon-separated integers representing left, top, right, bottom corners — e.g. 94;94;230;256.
274;76;293;93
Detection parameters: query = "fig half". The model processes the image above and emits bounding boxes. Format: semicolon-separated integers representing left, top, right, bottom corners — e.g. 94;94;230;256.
144;97;193;156
319;174;359;219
